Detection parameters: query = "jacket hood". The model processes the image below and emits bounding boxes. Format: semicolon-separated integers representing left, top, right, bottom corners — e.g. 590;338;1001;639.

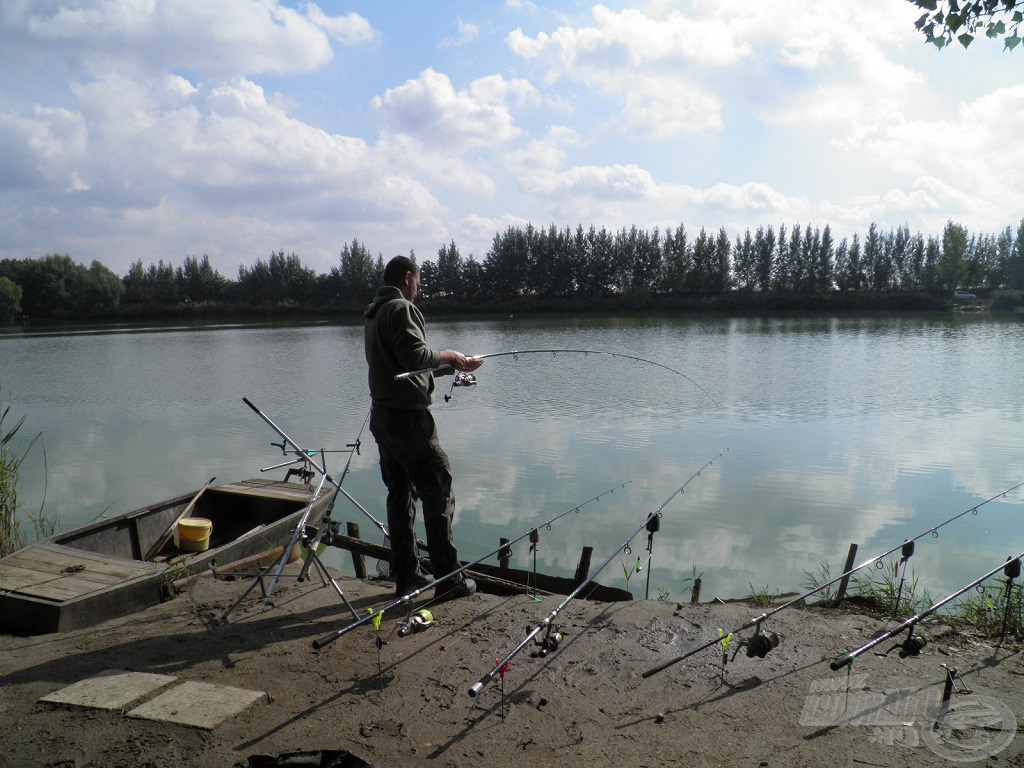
364;285;403;319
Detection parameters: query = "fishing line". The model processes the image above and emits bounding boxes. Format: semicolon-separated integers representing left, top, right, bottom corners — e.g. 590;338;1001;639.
831;551;1024;670
394;348;719;407
312;481;630;650
642;480;1024;678
468;451;726;699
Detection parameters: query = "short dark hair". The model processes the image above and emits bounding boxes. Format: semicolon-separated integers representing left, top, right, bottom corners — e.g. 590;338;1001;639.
383;255;418;287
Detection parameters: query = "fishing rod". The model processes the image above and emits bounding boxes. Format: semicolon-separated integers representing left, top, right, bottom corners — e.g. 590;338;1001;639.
393;349;719;407
243;397;389;538
311;480;630;650
642;480;1024;678
468;452;725;698
830;552;1024;670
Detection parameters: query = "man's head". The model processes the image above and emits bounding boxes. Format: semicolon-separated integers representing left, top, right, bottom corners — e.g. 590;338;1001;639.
384;255;420;302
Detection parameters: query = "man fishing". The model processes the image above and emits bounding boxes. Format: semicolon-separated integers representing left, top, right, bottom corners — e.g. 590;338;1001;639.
364;254;483;600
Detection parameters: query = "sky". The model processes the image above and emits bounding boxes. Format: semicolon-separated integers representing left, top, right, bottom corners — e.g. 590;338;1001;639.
1;0;1022;278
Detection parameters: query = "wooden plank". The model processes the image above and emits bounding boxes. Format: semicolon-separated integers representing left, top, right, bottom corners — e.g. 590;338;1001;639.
36;542;161;571
214;479;313;502
0;562;55;591
15;547;158;580
18;574;120;601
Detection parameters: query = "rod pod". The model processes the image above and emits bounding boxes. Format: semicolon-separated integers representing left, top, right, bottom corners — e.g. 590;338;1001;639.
243;397;389;538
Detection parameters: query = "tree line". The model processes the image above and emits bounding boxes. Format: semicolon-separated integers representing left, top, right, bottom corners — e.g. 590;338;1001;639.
2;219;1023;323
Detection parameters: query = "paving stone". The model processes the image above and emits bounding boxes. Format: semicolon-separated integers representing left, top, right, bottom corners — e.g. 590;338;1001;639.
127;680;266;729
39;669;177;710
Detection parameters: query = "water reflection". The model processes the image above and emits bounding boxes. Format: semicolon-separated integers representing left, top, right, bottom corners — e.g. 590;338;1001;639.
2;314;1022;604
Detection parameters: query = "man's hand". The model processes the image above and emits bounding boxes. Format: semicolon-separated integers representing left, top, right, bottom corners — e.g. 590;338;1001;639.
440;350;483;372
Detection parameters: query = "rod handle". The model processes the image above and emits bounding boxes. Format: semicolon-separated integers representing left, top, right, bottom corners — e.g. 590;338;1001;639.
641;655;683;678
468;682;484;698
313;630;342;650
830;654;852;671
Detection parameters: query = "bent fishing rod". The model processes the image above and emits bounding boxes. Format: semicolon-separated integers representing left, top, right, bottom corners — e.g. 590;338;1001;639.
830;551;1024;670
243;397;389;539
311;481;630;650
642;479;1024;678
394;349;719;407
469;452;725;698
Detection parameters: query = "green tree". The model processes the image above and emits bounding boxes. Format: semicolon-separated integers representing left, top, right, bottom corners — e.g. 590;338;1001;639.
753;225;776;291
177;255;227;303
434;241;464;298
1009;219;1024;290
0;277;21;323
336;240;380;305
910;0;1024;50
79;261;125;315
483;226;530;299
732;229;756;291
662;224;691;293
939;221;971;291
238;251;316;306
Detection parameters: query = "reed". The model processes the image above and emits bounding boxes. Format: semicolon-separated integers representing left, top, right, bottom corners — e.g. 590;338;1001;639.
0;384;45;556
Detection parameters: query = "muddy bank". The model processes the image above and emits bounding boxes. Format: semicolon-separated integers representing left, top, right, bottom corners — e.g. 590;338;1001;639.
1;565;1022;768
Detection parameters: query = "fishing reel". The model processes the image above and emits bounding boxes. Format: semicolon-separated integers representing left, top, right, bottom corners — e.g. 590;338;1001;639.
732;623;781;660
900;634;927;657
534;625;563;657
444;371;478;402
318;519;341;547
397;608;435;638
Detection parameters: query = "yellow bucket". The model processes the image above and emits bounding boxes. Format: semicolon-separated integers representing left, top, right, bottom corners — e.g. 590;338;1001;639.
176;517;213;553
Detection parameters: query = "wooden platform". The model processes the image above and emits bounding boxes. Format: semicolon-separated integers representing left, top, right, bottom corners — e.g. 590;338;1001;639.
0;542;164;602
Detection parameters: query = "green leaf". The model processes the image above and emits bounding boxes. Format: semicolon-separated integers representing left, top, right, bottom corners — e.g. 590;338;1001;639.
958;31;975;46
948;12;963;31
1005;35;1022;50
915;0;939;9
1013;11;1023;22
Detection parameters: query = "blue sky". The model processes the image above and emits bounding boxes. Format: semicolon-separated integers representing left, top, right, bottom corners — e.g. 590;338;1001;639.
1;0;1022;277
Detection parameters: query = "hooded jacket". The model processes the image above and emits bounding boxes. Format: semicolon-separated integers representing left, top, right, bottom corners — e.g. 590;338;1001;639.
364;285;442;409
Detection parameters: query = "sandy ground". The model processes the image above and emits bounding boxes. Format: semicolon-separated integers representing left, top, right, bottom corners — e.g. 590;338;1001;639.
1;564;1022;768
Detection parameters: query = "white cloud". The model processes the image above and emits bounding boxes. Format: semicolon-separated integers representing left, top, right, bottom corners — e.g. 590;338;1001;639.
3;0;360;76
440;17;480;48
303;3;375;46
506;3;750;138
372;68;523;150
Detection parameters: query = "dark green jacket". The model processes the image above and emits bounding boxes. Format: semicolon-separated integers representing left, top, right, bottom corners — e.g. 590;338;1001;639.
364;286;442;409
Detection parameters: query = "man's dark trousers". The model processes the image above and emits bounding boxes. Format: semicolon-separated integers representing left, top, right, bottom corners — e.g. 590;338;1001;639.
369;404;459;584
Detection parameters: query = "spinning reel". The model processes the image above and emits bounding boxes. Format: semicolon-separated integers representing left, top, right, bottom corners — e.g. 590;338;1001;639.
444;371;477;402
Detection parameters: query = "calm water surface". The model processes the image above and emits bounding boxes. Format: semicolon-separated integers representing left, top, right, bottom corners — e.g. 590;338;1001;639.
2;314;1022;602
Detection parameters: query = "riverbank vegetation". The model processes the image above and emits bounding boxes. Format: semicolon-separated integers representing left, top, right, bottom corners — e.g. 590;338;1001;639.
1;218;1023;323
1;387;34;555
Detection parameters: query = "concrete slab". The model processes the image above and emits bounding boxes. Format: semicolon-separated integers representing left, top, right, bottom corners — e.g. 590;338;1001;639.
39;669;177;710
127;680;266;729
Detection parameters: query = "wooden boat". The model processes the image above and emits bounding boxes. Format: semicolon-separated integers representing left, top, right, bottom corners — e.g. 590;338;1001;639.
0;478;331;635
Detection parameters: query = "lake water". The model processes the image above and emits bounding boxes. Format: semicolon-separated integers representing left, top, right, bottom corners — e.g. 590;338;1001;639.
2;313;1022;603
